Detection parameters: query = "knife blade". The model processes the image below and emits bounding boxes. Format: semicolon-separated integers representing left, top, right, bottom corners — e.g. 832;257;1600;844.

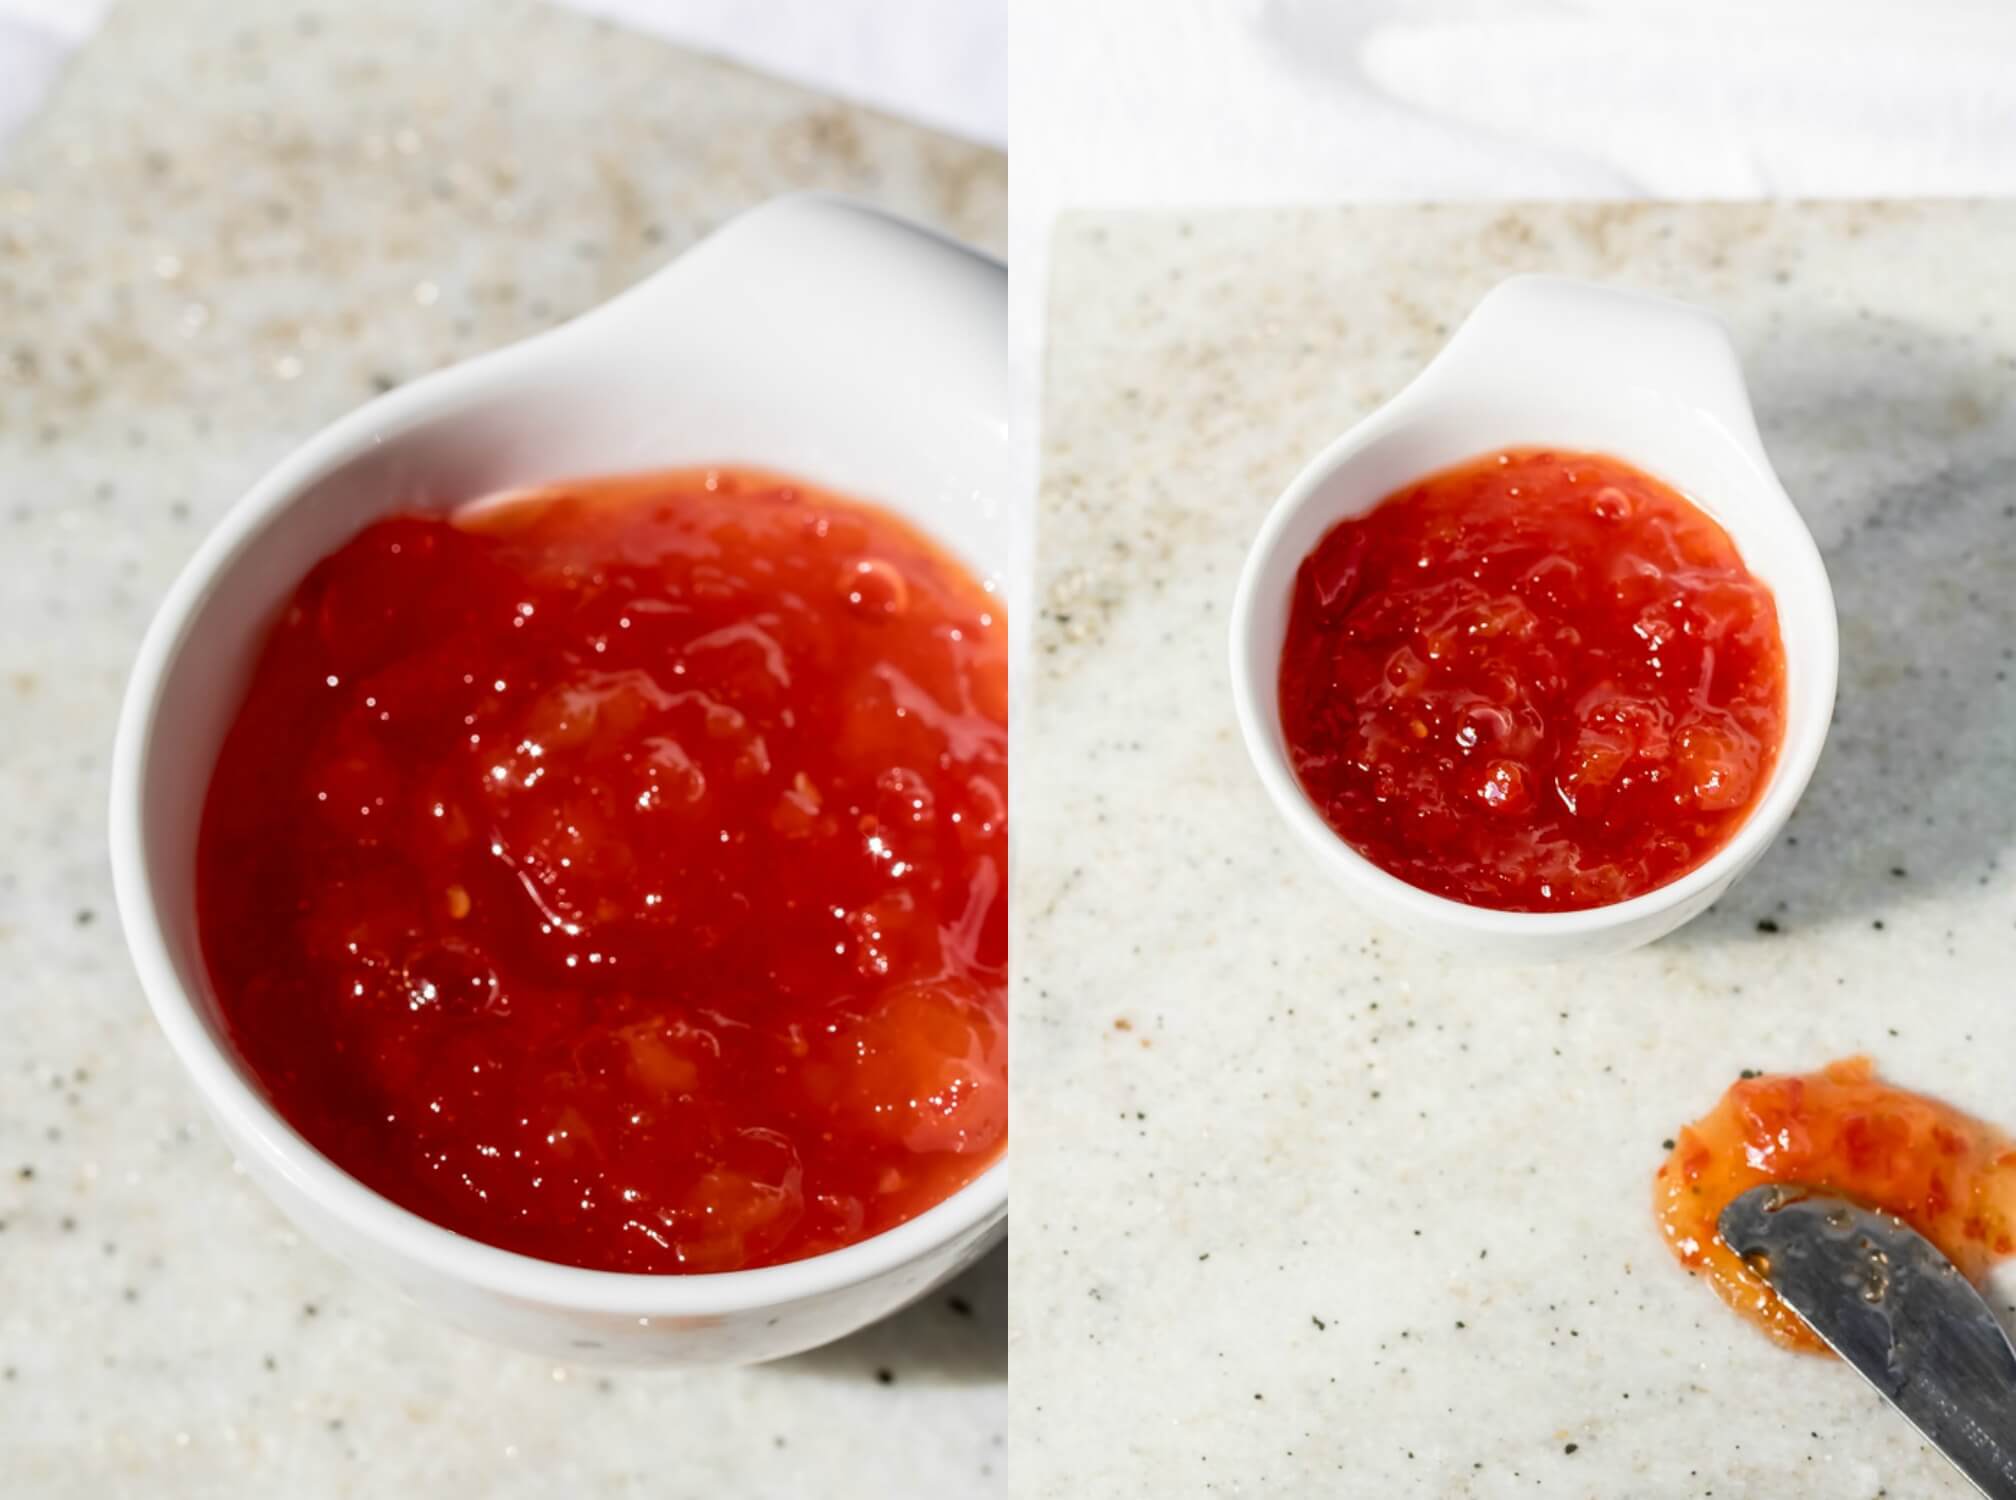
1719;1184;2016;1500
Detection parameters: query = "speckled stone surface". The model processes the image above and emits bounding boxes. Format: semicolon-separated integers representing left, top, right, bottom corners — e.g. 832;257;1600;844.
1012;202;2016;1497
0;1;1003;1492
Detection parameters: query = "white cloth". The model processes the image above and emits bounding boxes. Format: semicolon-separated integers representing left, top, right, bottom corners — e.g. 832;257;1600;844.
560;0;1004;145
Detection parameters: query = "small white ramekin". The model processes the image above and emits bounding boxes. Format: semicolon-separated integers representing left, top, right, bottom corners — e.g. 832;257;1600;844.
109;196;1010;1364
1230;276;1838;963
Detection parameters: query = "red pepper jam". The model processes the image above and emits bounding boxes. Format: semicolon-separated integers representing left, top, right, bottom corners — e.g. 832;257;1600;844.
1277;449;1786;911
1656;1059;2016;1353
196;469;1007;1274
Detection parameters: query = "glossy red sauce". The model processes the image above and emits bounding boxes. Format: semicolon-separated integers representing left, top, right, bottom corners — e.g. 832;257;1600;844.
1277;449;1786;911
196;468;1007;1274
1656;1059;2016;1353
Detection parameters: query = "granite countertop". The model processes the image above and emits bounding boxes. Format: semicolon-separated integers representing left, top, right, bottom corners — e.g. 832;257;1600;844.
0;1;1004;1493
1012;201;2016;1496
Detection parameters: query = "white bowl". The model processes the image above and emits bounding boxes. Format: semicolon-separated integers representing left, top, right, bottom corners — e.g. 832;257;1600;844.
109;195;1010;1365
1229;275;1838;963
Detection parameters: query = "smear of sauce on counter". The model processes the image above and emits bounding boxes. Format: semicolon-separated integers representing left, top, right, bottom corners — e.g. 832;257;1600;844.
1656;1057;2016;1352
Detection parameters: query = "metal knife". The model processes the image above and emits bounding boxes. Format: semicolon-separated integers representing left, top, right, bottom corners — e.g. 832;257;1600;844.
1719;1184;2016;1499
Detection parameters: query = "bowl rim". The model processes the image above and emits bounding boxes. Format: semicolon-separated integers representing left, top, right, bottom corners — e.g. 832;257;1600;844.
107;196;1009;1320
1227;389;1840;941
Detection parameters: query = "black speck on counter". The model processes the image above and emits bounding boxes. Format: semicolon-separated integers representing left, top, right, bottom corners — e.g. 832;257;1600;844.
1311;1315;1326;1331
1739;1069;1759;1080
1755;918;1780;934
947;1295;973;1318
73;908;94;926
1662;1138;1676;1151
1891;866;1908;878
1565;1442;1580;1455
15;1166;31;1182
302;1302;319;1319
874;1367;895;1386
1873;919;1886;930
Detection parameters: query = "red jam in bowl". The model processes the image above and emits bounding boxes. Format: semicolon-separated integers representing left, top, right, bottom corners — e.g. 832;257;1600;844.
1277;449;1786;912
1656;1059;2016;1353
196;468;1007;1274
